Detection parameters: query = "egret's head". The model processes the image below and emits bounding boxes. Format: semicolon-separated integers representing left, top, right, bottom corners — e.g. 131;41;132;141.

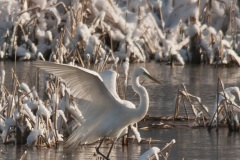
144;72;162;85
134;67;162;85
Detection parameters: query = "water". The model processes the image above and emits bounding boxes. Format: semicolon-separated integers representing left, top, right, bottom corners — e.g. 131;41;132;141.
1;61;240;159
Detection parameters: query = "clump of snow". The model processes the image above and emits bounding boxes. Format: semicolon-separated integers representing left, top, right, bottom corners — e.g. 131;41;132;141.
27;129;44;146
138;146;160;160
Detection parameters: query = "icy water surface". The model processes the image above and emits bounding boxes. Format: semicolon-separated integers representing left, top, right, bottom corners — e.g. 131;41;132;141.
1;61;240;159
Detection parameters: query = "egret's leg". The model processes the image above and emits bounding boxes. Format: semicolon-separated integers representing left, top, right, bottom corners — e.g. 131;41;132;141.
106;137;118;159
96;136;118;160
96;136;110;160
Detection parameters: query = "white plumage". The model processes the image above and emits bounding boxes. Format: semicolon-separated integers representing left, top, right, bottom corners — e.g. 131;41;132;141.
33;61;161;153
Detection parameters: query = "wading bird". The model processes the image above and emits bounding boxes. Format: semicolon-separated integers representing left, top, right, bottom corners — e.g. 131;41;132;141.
33;61;161;159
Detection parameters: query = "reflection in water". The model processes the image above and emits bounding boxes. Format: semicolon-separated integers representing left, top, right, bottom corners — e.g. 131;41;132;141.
1;61;240;159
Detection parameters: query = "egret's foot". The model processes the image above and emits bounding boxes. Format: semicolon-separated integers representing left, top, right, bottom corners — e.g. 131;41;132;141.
95;147;110;160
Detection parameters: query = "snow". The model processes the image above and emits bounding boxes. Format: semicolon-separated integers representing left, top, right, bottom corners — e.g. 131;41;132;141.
138;147;160;160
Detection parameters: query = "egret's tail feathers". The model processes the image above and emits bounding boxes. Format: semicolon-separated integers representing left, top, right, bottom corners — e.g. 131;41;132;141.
64;126;86;148
63;125;96;148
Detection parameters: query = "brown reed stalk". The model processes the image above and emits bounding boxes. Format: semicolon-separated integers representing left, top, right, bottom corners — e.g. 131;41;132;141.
173;90;181;119
48;120;58;148
19;151;27;160
93;43;102;71
54;2;68;13
53;79;59;144
65;28;85;67
7;69;19;118
101;53;110;72
3;85;10;96
159;2;164;32
0;114;5;121
108;31;115;61
18;5;41;17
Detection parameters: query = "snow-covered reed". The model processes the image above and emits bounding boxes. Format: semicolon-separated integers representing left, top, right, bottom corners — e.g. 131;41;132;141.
0;0;239;66
0;68;70;147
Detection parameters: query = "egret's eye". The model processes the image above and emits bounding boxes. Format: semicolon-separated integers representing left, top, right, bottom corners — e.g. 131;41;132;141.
143;72;149;77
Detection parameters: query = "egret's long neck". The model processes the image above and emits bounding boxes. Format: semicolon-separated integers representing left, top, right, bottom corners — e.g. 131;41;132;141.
132;77;149;120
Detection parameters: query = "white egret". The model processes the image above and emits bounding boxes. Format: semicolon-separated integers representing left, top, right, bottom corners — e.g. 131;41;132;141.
33;61;161;159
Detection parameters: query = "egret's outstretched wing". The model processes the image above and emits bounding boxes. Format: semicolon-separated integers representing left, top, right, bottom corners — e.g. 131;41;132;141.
33;61;121;113
33;61;128;147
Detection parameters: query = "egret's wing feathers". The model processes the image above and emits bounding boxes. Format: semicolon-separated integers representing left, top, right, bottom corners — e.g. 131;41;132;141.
33;61;121;111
